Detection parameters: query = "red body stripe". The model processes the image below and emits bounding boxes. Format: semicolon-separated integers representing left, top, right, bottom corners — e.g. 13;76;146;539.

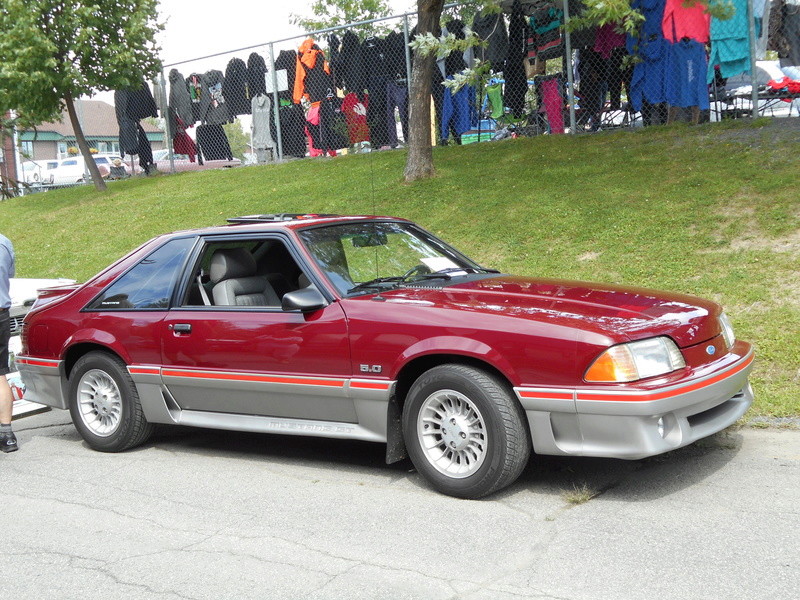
350;381;391;390
577;354;754;402
518;390;573;400
16;357;59;368
161;369;346;388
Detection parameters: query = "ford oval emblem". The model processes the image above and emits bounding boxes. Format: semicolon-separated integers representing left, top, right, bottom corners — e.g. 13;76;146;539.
706;345;716;355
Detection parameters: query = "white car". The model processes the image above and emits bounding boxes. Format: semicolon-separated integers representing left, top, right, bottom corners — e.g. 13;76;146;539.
50;155;119;185
7;278;75;417
21;161;55;186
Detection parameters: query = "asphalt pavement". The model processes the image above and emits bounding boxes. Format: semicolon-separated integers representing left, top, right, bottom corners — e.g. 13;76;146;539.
2;409;798;600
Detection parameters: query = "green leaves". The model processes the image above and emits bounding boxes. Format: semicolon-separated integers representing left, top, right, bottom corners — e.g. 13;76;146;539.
0;0;163;121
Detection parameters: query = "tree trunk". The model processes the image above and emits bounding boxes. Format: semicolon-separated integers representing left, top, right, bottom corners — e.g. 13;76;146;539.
404;0;444;183
64;91;107;191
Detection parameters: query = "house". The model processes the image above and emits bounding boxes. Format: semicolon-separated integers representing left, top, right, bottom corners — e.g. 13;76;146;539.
18;99;165;161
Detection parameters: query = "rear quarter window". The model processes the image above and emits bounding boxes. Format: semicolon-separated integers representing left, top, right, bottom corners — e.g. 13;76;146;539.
87;238;195;310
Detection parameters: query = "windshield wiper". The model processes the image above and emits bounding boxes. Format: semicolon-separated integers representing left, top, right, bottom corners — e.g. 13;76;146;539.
404;267;499;282
346;276;404;294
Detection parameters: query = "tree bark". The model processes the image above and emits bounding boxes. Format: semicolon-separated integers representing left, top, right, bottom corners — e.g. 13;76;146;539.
64;91;107;191
404;0;444;183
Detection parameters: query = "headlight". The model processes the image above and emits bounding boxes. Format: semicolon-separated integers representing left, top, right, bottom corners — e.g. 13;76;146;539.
585;337;686;383
719;312;735;349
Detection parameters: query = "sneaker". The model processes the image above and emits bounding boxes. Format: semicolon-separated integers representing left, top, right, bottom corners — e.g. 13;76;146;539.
0;430;18;453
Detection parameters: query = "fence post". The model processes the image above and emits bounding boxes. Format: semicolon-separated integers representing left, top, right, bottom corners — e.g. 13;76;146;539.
747;0;759;119
160;69;175;174
268;42;284;162
403;14;413;89
562;0;577;134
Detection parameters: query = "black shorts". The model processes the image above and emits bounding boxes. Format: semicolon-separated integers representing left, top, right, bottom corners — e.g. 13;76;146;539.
0;313;10;376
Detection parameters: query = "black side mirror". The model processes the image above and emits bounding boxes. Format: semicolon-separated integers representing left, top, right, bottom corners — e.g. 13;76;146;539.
282;287;327;312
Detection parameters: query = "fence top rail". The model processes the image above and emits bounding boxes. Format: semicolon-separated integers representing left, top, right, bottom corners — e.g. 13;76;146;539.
162;3;461;69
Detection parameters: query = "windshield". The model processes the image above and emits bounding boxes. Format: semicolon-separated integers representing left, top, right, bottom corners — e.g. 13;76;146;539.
299;221;488;296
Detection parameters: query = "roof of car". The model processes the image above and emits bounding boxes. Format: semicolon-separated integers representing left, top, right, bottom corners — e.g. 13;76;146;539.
223;214;407;231
155;214;410;241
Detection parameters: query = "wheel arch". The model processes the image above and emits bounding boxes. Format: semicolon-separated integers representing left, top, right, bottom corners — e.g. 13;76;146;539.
61;342;128;396
394;353;517;416
385;353;522;465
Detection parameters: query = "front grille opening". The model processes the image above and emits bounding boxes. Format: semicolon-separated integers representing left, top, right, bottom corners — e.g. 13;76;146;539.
687;389;746;428
10;315;24;336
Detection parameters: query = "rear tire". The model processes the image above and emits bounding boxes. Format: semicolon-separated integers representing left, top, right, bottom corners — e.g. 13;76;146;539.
68;351;153;452
403;364;530;499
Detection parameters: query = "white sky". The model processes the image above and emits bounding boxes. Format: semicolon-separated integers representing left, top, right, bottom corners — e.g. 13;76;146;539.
156;0;418;66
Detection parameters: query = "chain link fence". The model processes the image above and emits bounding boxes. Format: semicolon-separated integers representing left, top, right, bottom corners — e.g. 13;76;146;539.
9;0;799;193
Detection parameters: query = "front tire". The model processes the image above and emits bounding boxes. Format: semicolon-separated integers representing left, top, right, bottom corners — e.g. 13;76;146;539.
403;364;531;499
68;351;153;452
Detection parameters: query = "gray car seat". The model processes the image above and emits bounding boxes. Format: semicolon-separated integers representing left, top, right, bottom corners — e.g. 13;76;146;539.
209;248;281;306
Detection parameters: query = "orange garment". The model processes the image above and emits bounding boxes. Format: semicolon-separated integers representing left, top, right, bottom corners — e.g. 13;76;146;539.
293;38;331;104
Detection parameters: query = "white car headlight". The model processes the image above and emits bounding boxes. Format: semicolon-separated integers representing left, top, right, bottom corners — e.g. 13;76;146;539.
719;312;735;349
585;337;686;383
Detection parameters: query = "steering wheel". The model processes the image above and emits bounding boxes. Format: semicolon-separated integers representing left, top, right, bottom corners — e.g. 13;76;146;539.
401;264;431;281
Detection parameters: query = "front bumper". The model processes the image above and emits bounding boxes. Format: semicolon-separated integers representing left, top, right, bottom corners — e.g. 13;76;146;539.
515;342;754;459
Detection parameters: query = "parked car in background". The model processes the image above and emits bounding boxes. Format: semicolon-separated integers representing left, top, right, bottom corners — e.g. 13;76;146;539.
152;149;241;173
21;161;55;186
7;278;75;418
16;214;753;498
49;154;124;185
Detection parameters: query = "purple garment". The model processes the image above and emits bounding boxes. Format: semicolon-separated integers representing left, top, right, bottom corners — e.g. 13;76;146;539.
594;23;626;60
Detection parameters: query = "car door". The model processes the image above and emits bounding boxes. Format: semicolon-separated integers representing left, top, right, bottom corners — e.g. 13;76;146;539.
160;235;356;423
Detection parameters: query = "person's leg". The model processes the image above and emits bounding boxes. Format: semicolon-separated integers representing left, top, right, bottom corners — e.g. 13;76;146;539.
0;314;17;452
0;375;17;453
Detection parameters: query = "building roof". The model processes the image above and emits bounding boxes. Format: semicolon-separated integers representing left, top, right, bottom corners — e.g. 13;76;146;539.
20;100;162;141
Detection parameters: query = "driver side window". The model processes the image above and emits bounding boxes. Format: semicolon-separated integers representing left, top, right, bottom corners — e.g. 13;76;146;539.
183;238;308;308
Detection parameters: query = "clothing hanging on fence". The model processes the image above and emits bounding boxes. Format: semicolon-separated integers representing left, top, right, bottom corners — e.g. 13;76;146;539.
340;31;368;95
328;34;343;89
666;38;710;109
785;0;800;65
169;69;194;128
275;50;298;104
247;53;268;97
342;92;370;144
441;79;476;143
186;73;204;122
172;115;198;162
363;35;390;147
251;94;275;163
196;124;233;161
386;80;409;147
305;104;326;157
200;70;232;125
114;81;158;157
278;104;307;158
707;0;752;82
294;38;333;104
505;0;529;118
568;0;597;49
528;5;564;62
135;123;155;174
223;57;251;116
472;11;509;70
663;0;711;43
628;34;670;112
319;95;349;153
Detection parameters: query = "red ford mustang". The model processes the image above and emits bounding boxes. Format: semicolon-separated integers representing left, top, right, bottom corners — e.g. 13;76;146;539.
17;214;753;498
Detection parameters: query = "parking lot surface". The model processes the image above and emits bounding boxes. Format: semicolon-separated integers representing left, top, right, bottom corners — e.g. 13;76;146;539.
2;410;798;600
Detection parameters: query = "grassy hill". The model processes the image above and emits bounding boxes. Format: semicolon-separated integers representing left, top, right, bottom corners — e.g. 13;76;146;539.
1;118;798;418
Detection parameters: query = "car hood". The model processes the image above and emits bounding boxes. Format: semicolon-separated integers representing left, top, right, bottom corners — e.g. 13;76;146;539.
379;275;721;347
